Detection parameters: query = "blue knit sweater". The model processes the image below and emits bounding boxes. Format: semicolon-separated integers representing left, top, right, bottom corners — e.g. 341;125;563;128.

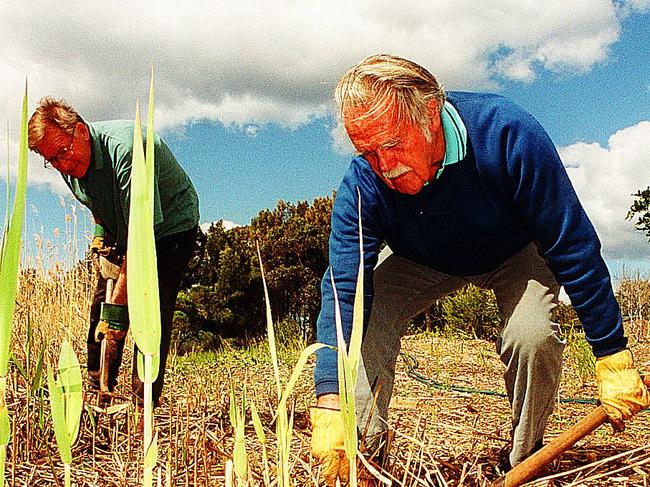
314;91;625;397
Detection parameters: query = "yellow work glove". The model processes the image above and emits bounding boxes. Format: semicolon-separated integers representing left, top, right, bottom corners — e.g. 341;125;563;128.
95;303;129;342
90;235;111;256
595;349;649;431
310;407;350;486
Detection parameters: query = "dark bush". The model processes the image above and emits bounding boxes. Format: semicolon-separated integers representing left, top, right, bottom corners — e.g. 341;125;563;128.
440;284;500;339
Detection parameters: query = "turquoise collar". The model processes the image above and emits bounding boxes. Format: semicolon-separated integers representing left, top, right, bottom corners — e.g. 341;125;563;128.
437;101;467;178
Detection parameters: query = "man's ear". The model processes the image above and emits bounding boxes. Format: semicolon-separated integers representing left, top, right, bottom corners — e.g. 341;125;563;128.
76;121;90;140
427;98;440;112
427;99;442;130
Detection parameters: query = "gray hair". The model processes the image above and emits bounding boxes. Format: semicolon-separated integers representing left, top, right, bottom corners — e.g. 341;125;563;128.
335;54;445;140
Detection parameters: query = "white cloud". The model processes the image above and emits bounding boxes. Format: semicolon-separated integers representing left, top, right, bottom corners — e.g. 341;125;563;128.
1;0;647;191
330;120;355;155
560;121;650;261
200;219;241;233
245;125;260;137
1;1;643;129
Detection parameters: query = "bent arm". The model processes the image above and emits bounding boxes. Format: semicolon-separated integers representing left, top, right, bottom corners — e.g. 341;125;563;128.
110;256;128;306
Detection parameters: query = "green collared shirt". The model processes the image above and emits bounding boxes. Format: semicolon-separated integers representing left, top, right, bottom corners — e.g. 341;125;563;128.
436;100;467;178
62;120;199;250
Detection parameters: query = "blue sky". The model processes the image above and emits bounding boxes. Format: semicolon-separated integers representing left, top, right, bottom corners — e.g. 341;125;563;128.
1;1;649;277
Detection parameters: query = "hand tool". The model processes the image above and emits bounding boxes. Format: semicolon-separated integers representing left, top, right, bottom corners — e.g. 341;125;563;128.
492;375;650;487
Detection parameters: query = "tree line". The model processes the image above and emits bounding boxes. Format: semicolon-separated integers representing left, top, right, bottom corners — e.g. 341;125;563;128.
173;195;334;351
170;188;650;352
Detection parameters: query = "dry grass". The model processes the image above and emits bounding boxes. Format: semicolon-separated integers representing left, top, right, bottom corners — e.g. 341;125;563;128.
4;263;650;486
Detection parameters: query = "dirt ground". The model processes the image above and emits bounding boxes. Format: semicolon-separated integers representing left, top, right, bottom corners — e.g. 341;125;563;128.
375;334;650;486
6;332;649;486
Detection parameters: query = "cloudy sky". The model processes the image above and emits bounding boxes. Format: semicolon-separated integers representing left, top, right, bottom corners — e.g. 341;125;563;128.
1;0;649;275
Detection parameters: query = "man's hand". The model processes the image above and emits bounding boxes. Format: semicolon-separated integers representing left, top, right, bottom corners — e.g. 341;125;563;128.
311;394;350;486
95;303;129;342
595;348;649;431
94;321;128;343
90;235;111;256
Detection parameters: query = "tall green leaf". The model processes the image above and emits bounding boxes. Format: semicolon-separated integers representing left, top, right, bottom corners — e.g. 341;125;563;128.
249;399;270;486
127;73;160;487
0;81;28;487
348;187;364;375
57;340;83;445
229;384;248;483
276;343;328;413
0;81;28;375
47;364;72;465
256;242;281;399
47;341;83;472
127;90;161;375
331;189;365;486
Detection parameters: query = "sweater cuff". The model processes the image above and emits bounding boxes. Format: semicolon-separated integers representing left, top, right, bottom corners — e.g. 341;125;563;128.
591;337;628;358
93;224;105;238
315;379;340;397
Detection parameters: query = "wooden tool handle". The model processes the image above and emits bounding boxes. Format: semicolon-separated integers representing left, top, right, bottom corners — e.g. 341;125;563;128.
99;277;116;398
492;375;650;487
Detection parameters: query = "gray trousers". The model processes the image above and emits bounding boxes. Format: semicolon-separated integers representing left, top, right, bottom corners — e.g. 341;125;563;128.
355;243;565;466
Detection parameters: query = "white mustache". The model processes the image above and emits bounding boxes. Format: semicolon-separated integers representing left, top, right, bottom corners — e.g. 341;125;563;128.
383;165;410;179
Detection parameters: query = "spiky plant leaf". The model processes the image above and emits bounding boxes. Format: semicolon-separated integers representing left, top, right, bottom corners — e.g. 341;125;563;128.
276;343;328;413
0;84;28;487
30;345;46;393
249;400;266;445
57;340;83;445
256;243;281;399
228;383;237;430
348;188;364;375
47;364;72;465
229;383;248;482
127;93;160;364
330;190;366;486
0;81;28;375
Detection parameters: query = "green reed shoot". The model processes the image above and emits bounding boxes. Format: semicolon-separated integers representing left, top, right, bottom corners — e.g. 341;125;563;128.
329;188;365;486
229;383;248;486
249;399;270;486
127;72;160;486
0;81;28;487
256;243;327;485
47;340;83;487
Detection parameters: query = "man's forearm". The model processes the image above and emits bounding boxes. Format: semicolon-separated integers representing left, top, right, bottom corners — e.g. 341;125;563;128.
111;256;128;305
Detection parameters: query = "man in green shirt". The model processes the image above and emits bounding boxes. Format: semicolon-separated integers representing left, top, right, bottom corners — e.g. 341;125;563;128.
28;97;199;408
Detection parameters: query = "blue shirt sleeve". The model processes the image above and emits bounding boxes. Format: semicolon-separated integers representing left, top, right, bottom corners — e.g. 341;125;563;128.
314;159;386;396
484;105;626;356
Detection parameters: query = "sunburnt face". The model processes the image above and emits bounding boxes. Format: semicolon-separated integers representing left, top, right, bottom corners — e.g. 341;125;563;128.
344;100;445;195
35;122;91;179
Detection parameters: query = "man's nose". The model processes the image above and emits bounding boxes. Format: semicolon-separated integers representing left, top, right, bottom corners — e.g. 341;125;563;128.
376;150;397;172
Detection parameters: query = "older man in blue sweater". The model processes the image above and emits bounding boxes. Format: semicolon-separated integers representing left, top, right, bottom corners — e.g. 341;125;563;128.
310;54;649;485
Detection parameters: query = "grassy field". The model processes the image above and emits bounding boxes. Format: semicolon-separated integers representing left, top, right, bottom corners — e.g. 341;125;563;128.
4;265;650;486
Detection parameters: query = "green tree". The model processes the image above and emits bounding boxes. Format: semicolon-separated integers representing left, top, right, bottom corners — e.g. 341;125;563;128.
250;195;333;340
177;195;333;344
627;186;650;240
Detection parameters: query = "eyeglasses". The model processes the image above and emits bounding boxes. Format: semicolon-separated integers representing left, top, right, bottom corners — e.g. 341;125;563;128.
43;128;76;169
